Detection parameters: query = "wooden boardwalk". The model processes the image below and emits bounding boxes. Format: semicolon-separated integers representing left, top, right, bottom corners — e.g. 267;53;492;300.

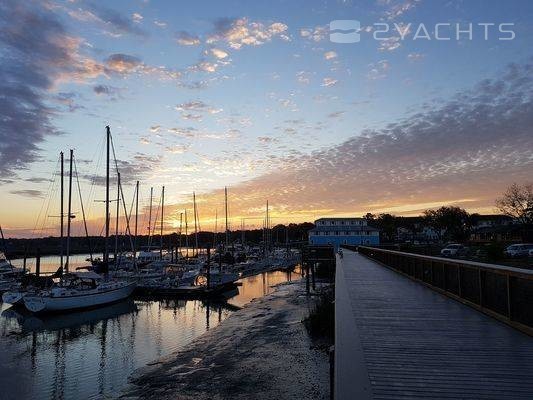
335;249;533;400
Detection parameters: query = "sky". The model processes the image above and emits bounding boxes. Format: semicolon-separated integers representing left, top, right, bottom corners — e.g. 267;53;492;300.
0;0;532;238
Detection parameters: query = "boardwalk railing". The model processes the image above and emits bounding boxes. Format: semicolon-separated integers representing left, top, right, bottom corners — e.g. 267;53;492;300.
355;245;533;336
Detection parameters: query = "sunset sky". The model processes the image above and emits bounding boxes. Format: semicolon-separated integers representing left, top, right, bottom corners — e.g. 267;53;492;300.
1;0;532;238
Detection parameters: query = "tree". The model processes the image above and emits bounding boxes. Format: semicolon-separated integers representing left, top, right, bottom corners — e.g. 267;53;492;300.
423;206;470;242
364;213;375;224
375;213;401;242
496;183;533;224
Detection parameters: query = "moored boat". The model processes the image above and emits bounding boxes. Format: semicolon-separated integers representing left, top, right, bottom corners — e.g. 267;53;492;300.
23;271;136;313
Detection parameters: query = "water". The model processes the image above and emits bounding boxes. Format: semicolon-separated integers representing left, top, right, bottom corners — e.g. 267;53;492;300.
0;265;301;400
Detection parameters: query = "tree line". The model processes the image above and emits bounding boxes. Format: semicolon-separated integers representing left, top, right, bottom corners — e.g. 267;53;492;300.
366;183;533;243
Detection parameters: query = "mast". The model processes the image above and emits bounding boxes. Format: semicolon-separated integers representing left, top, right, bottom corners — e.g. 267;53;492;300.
193;192;198;256
241;218;245;246
184;209;189;258
134;180;139;264
147;186;153;250
74;157;93;262
160;186;165;259
178;212;183;260
65;149;73;273
266;200;269;254
104;126;111;267
224;187;229;248
60;151;64;269
114;172;120;267
213;209;218;249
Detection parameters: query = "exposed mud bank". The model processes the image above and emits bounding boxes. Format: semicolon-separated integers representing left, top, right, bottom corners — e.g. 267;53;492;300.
122;281;330;400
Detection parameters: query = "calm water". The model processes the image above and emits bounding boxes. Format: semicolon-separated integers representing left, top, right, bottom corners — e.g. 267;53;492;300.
0;262;302;400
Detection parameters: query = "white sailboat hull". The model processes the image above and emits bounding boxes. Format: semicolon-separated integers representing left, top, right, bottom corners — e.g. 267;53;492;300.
23;281;136;313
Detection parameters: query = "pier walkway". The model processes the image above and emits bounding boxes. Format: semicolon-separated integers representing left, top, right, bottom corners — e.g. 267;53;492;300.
335;249;533;400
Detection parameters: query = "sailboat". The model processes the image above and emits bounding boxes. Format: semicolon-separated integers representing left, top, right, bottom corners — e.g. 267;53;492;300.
0;252;25;293
23;128;136;313
0;225;26;293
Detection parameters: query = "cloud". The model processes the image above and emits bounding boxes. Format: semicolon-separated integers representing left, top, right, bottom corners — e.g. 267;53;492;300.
0;1;68;177
154;20;167;28
191;61;218;73
328;111;345;118
9;189;44;198
168;127;197;137
324;51;338;60
296;71;311;84
93;84;121;99
54;91;84;112
206;18;288;49
258;136;280;144
211;61;533;216
321;77;338;87
366;60;390;80
165;144;190;154
103;53;181;80
132;13;143;23
181;113;203;121
407;52;424;62
211;48;229;59
378;36;401;51
380;0;421;20
25;177;53;183
300;26;327;42
150;125;162;133
82;153;163;185
176;31;201;46
86;3;148;37
175;100;222;115
105;53;142;73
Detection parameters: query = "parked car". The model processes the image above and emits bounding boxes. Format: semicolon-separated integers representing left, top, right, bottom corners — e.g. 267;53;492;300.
529;248;533;257
504;243;533;258
440;244;468;257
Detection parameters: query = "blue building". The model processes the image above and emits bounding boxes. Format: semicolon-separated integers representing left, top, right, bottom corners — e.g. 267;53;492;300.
308;217;380;249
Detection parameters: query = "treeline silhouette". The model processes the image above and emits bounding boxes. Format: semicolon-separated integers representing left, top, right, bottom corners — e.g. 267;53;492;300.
2;223;314;258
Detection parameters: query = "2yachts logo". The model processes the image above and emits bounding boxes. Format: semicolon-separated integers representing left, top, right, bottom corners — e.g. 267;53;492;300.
329;20;516;44
329;20;361;43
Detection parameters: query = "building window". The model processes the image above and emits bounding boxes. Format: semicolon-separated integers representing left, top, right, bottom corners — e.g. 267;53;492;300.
340;221;345;225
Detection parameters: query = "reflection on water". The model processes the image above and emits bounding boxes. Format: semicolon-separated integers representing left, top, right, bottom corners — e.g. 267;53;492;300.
0;268;302;400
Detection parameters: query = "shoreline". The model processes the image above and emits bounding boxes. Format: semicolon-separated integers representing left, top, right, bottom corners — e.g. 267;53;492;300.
121;280;330;400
